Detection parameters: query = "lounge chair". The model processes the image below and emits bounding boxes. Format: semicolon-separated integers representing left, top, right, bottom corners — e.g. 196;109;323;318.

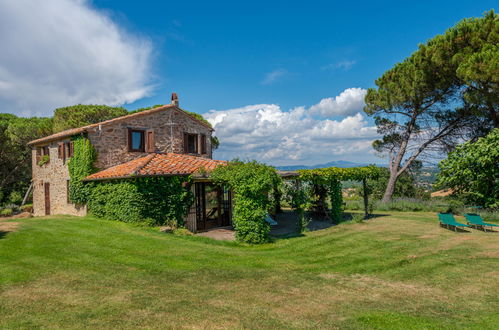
464;213;499;232
438;213;471;232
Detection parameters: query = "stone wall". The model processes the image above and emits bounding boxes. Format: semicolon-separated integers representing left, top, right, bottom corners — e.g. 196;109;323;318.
32;143;87;217
87;107;213;169
32;107;212;216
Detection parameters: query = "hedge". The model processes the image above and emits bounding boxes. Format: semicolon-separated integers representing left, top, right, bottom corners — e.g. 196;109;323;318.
88;176;193;226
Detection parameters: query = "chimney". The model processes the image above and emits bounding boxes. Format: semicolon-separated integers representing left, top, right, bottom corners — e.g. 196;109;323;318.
171;92;179;107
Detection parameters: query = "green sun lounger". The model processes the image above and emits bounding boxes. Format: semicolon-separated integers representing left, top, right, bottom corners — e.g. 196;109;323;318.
438;213;471;232
464;213;499;232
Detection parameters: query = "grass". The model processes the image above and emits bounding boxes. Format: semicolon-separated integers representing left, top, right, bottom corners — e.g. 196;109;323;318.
1;212;498;329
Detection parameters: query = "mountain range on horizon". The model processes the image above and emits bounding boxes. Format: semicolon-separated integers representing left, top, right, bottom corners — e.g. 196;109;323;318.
275;160;380;171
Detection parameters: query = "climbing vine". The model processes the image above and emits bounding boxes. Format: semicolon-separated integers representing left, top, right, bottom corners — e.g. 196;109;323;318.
88;176;193;226
298;165;381;222
211;160;281;244
68;136;97;204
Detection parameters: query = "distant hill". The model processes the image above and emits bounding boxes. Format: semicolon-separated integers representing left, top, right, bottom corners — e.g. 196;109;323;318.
276;160;374;171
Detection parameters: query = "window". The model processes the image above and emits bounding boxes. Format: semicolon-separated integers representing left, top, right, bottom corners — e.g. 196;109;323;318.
183;133;198;154
128;129;145;152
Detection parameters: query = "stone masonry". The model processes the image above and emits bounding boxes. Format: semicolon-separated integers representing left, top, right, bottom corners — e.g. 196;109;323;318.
31;105;213;217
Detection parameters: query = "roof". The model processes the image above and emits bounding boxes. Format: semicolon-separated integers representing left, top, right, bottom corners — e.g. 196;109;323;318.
28;104;213;146
84;153;227;181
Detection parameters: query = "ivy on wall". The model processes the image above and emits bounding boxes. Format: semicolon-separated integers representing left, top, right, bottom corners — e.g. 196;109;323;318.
68;136;193;226
68;136;97;204
88;176;193;226
211;160;281;244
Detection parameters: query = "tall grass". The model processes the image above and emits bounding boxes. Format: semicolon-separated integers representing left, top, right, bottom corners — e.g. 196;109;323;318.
344;198;499;221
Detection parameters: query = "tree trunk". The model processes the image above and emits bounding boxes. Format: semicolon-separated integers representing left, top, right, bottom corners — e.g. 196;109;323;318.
382;168;399;202
362;178;369;219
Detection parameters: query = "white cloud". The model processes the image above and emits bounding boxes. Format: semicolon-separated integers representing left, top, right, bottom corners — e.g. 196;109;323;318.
309;88;367;117
261;69;287;85
0;0;153;117
205;96;379;166
321;60;356;71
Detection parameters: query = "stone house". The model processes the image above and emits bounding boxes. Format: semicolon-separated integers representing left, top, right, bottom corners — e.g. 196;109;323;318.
28;93;231;232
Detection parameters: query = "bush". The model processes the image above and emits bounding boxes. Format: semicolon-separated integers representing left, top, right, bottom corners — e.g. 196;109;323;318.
351;213;365;223
0;208;13;217
88;176;193;226
173;228;194;236
8;191;23;205
211;160;281;244
20;204;33;213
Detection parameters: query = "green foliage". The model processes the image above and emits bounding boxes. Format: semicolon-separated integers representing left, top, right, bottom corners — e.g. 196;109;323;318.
8;191;22;205
88;176;193;226
211;136;220;150
0;114;52;205
37;155;50;166
364;10;498;201
53;105;128;132
298;166;380;223
0;208;13;216
68;137;97;204
329;180;343;223
20;204;33;212
284;181;310;232
183;110;213;129
211;160;281;244
363;167;429;200
128;104;164;115
437;129;499;208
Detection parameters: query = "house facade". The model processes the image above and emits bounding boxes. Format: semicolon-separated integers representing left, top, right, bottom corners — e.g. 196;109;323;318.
28;93;230;232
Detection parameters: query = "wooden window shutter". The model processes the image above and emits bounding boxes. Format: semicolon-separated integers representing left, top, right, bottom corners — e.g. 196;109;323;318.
69;141;74;157
127;128;132;151
58;143;64;159
200;134;206;154
146;130;155;152
183;132;189;154
36;147;41;164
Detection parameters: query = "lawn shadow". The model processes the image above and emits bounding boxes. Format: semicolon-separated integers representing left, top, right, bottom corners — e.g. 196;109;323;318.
469;226;498;233
341;212;390;222
0;230;9;239
440;225;471;233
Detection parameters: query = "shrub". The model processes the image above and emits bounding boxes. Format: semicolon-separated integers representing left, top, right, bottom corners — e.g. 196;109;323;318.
88;176;193;226
212;160;281;244
0;208;13;217
8;191;23;205
351;213;365;223
20;204;33;213
173;228;194;236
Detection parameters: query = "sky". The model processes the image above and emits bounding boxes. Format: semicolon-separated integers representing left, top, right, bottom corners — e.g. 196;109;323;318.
0;0;495;165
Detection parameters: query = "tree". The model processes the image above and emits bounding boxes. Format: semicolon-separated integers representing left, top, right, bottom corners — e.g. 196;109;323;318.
53;105;128;132
365;10;498;202
436;129;498;208
363;165;428;201
0;115;52;204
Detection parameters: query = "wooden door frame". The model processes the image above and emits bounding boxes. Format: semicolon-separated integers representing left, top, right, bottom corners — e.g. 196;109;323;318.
195;182;231;231
44;182;50;215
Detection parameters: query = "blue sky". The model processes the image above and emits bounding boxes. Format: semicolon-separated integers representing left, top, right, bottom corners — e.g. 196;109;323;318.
0;1;495;165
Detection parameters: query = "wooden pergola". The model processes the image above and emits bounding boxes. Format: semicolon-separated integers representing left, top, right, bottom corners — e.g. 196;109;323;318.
278;165;380;219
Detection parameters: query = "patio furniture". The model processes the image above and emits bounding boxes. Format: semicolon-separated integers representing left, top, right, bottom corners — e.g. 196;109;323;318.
464;213;499;232
438;213;471;232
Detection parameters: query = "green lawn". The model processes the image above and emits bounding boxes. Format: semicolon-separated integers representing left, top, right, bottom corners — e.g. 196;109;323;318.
1;212;498;329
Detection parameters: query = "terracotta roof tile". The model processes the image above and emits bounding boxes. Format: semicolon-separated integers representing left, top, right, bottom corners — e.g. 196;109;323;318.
84;153;227;181
28;104;213;145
